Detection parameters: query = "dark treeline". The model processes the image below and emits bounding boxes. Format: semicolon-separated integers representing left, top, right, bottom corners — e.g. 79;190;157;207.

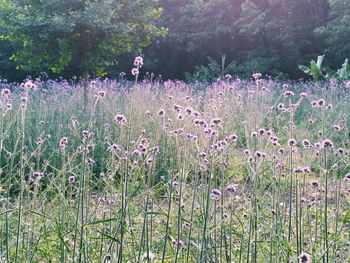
0;0;349;82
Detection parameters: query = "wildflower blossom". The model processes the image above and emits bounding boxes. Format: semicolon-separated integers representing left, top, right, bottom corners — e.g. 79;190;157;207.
133;56;144;67
21;80;37;90
98;90;106;98
255;151;267;158
131;68;139;76
158;109;165;117
132;149;141;156
252;73;262;79
311;180;319;187
182;222;191;229
243;149;250;155
251;131;258;137
318;99;325;107
145;157;153;165
225;184;238;193
333;125;340;131
302;139;311;147
343;173;350;182
114;114;127;124
210;189;222;200
107;144;121;153
322;139;334;148
172;239;186;249
298;252;311;263
288;138;297;147
284;91;294;97
69;176;76;183
211;118;222;125
227;134;238;141
86;158;95;165
1;88;10;97
59;137;68;149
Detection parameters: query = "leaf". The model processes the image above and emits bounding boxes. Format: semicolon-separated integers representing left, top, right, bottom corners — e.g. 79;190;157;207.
316;55;324;70
0;209;16;216
97;230;120;244
283;239;293;253
342;209;350;223
337;58;350;79
298;65;311;75
83;218;119;227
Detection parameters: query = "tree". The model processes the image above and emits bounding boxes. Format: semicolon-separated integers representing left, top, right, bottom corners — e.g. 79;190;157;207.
144;0;245;79
0;0;166;80
314;0;350;66
235;0;329;78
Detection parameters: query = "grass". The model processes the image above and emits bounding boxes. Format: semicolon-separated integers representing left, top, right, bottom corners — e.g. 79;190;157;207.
0;77;349;262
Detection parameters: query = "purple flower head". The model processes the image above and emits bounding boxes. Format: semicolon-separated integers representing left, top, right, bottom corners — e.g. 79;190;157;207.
343;173;350;182
225;184;238;193
158;109;165;117
1;88;11;97
298;252;311;263
210;189;222;200
132;149;141;156
288;138;297;147
69;176;76;183
228;134;238;141
133;56;143;67
302;139;311;147
211;118;222;125
258;129;265;135
86;158;95;165
322;139;334;148
283;90;294;97
318;99;325;106
131;68;139;76
98;90;106;98
114;114;127;124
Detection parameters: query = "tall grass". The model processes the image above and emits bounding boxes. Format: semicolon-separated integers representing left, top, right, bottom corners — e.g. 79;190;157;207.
0;77;349;262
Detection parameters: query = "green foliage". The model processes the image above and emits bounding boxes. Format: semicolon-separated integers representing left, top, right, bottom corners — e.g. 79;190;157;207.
0;0;166;78
299;55;350;81
314;0;350;60
185;55;237;81
0;0;349;81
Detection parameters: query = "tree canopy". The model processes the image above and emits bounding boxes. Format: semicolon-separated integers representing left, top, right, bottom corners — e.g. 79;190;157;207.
0;0;166;79
0;0;349;81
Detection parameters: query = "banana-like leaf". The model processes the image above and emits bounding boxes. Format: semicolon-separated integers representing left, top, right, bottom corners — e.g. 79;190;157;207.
337;58;350;79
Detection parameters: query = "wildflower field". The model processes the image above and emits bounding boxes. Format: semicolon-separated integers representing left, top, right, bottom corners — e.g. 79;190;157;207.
0;76;349;263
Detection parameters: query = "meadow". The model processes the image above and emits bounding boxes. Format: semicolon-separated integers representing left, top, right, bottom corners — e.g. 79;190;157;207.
0;75;349;263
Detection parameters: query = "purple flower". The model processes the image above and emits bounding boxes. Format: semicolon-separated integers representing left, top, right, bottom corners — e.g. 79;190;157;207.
227;134;238;141
288;138;297;147
283;90;294;97
158;109;165;117
225;184;238;193
131;68;139;76
343;173;350;182
133;56;144;67
210;189;222;200
298;252;311;263
114;114;127;124
322;139;334;148
69;176;76;183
